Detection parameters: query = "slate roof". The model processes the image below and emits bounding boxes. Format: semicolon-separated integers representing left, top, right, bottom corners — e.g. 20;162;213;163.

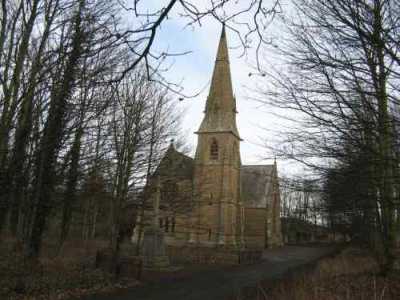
240;165;275;208
154;143;194;181
152;147;277;209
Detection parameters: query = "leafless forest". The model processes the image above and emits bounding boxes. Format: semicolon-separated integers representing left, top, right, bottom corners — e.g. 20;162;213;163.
1;0;400;299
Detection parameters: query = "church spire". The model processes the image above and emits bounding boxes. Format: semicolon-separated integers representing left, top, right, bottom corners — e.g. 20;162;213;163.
215;24;229;63
196;25;240;139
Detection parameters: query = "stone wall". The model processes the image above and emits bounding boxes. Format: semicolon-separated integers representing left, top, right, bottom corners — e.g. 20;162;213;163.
244;207;266;249
193;133;241;247
166;246;262;265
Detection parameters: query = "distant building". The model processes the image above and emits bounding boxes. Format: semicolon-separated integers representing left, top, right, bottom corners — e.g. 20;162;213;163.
281;217;347;244
134;26;283;250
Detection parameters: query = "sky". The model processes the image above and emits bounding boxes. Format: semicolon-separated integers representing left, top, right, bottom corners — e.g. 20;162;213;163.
156;23;274;161
129;1;302;176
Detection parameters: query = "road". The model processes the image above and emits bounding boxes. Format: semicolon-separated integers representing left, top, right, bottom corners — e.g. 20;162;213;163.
78;245;338;300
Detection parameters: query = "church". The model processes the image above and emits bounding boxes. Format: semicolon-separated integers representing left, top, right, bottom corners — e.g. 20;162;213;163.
135;26;283;250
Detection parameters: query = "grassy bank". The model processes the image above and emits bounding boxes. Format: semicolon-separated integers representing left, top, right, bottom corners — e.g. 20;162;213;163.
256;247;400;300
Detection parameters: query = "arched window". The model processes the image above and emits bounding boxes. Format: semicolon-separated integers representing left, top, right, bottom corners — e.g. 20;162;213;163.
171;217;176;233
165;217;169;232
210;138;218;160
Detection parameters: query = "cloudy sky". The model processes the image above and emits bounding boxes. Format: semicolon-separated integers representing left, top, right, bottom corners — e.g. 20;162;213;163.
130;1;301;175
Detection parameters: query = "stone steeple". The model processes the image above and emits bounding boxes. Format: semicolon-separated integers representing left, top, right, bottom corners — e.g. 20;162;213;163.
196;25;240;140
192;25;242;248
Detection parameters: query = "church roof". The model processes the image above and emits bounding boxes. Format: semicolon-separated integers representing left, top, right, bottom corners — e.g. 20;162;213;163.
154;143;194;181
152;147;278;209
196;25;241;139
241;165;275;208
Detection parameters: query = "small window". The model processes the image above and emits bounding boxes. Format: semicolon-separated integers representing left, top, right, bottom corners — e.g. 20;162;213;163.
172;217;176;233
165;217;169;232
159;218;163;228
210;138;218;160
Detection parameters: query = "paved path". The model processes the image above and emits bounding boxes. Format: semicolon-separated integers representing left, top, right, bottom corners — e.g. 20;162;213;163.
79;245;337;300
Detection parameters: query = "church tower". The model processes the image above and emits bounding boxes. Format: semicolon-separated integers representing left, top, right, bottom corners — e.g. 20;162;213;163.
192;26;242;247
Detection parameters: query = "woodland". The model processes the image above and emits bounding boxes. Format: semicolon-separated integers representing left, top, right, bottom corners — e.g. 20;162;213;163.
0;0;400;299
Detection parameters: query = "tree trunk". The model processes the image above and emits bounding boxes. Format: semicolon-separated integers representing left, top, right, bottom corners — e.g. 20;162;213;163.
373;0;396;274
25;0;85;259
7;0;59;237
92;201;98;239
58;125;84;251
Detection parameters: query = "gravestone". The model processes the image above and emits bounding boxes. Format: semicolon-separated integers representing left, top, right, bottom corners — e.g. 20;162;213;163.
142;228;170;269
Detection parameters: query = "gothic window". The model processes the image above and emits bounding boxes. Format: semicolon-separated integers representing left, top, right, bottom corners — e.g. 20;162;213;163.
165;217;169;232
208;193;213;205
159;218;163;229
171;217;176;233
210;138;218;160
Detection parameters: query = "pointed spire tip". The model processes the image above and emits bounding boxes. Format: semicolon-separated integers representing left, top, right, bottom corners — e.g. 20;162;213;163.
221;23;226;38
167;139;175;151
215;24;229;63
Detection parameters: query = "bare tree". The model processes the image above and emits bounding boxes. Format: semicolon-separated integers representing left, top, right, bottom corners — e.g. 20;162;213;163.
114;0;282;81
255;0;400;273
0;0;284;267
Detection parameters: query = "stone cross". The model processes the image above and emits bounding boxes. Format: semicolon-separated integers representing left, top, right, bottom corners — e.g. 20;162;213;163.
142;175;171;269
153;176;161;229
131;214;141;244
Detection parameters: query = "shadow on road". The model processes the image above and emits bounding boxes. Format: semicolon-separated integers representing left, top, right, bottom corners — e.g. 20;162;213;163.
76;245;340;300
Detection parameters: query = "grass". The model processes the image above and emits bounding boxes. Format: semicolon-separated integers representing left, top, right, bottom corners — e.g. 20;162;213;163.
0;236;139;300
257;247;400;300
